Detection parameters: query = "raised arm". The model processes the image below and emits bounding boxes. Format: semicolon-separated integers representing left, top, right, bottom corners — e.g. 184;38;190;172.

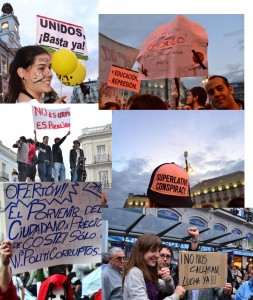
0;240;12;293
187;226;199;251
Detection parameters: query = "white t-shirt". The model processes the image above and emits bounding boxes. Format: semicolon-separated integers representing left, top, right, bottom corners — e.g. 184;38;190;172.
76;149;80;167
12;275;23;299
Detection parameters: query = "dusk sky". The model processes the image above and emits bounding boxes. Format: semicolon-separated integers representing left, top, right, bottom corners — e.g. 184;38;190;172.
105;110;244;207
99;14;244;88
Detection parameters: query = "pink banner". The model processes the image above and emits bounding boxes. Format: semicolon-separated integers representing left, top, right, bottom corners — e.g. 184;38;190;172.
137;15;208;80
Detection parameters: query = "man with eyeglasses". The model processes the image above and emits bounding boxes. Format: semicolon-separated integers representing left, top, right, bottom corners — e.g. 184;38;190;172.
157;245;178;300
102;247;125;300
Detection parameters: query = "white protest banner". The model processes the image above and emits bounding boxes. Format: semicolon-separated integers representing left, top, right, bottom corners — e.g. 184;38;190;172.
3;182;102;274
36;15;88;60
137;15;208;80
99;33;139;106
32;105;71;130
179;251;227;291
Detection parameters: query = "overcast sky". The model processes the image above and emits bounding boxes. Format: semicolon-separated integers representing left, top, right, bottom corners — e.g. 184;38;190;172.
8;0;98;99
104;110;244;207
99;14;244;89
0;105;111;180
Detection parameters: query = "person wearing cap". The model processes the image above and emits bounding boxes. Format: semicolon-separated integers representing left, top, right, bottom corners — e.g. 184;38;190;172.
0;240;18;300
147;162;193;208
186;86;207;110
69;140;85;182
52;131;70;182
205;75;244;110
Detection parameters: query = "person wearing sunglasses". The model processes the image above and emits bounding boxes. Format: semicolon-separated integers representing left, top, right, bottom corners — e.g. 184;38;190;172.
102;247;125;300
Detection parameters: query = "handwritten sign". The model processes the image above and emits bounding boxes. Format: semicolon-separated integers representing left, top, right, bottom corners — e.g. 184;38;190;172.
36;15;88;60
99;33;139;107
32;105;71;130
107;65;141;92
137;15;208;80
179;251;227;290
3;182;102;274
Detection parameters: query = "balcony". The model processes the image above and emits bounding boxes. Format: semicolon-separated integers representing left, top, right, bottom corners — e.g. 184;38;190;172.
94;154;110;163
0;171;9;181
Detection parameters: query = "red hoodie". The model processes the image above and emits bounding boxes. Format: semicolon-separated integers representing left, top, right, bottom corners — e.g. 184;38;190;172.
38;274;73;300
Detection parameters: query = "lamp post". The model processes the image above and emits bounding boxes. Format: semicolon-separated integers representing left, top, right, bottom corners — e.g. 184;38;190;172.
184;151;189;172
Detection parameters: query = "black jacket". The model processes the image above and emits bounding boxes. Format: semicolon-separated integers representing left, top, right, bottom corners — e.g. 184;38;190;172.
52;136;66;164
70;148;85;169
36;142;52;163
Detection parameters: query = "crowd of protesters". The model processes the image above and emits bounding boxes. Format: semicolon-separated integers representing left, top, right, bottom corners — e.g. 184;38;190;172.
100;75;244;111
12;130;86;183
102;227;253;300
0;241;100;300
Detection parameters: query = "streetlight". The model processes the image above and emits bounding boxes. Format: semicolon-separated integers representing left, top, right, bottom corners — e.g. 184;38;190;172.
184;151;189;172
184;151;193;173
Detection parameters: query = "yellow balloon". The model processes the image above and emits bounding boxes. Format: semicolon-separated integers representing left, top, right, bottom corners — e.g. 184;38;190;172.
51;49;77;75
57;60;86;86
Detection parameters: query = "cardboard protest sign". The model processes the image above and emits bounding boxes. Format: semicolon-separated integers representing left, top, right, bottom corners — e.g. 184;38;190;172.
137;15;208;80
107;65;141;92
179;251;227;290
36;15;88;60
3;182;102;274
32;105;70;130
99;33;139;107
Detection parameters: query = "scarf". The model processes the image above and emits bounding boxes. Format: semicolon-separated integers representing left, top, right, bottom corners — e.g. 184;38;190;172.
145;279;158;300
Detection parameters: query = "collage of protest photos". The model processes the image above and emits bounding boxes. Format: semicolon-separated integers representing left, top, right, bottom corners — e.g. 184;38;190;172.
0;0;249;299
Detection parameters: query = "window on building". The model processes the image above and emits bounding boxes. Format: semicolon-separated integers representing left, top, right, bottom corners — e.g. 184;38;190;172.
1;163;6;172
157;209;180;221
1;57;8;79
189;217;207;228
99;171;109;188
96;145;106;162
246;233;253;249
232;228;242;247
1;22;9;29
213;224;227;232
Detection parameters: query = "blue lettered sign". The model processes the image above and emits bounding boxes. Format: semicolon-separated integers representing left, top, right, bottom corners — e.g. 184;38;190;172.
3;182;102;274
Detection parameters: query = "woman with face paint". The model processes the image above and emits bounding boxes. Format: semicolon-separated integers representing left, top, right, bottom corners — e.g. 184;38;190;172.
38;274;73;300
4;45;66;104
123;233;186;300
